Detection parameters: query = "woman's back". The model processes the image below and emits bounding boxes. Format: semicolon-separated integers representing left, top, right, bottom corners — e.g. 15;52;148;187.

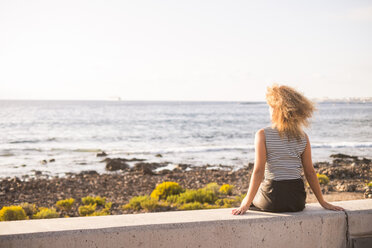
264;126;307;181
232;84;345;215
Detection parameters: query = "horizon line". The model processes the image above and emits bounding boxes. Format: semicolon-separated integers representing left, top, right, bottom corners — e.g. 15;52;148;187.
0;97;371;103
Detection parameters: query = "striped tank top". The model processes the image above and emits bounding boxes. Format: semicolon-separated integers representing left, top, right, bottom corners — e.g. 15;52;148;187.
263;126;307;181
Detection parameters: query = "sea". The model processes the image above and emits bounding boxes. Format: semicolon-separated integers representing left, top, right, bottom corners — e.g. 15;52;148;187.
0;100;371;179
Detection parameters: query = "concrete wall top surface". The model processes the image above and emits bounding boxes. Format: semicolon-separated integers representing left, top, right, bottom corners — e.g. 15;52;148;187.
0;199;371;236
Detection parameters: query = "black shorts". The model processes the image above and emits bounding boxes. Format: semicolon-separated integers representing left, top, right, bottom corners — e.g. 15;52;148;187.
249;178;307;213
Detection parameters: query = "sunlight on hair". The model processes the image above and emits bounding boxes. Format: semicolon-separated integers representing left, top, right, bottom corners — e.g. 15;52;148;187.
265;84;316;140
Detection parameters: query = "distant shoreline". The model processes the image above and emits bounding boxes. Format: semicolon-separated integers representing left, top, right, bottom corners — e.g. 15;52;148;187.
0;98;371;103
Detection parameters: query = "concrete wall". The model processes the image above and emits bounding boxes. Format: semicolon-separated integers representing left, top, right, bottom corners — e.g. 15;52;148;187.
0;199;371;248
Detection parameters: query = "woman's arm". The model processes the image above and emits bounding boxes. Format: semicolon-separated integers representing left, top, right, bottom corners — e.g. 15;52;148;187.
301;134;344;211
232;129;266;215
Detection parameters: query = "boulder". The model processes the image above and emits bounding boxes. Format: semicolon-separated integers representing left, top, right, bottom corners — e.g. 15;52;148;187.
130;162;167;175
100;157;146;163
96;151;107;157
105;159;129;171
330;153;358;160
79;170;99;176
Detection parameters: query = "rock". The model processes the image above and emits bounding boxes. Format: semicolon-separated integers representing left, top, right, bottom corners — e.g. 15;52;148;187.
34;170;42;175
100;157;146;163
133;162;168;171
105;159;129;171
330;153;358;160
49;158;55;162
326;185;334;192
97;151;107;157
172;167;183;173
130;162;165;175
155;154;162;158
364;187;372;199
332;158;354;166
11;177;21;183
158;169;171;175
141;167;154;175
41;160;48;165
79;170;99;176
336;183;357;192
217;164;233;169
347;184;357;192
361;157;371;163
21;164;27;167
173;164;187;171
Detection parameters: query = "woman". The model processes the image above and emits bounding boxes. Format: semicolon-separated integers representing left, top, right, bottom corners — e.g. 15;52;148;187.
232;84;344;215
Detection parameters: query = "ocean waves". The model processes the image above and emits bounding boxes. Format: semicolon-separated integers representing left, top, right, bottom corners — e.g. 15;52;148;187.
311;142;372;149
8;137;57;144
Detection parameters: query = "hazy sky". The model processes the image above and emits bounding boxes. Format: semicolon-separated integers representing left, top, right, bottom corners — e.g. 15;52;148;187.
1;0;371;101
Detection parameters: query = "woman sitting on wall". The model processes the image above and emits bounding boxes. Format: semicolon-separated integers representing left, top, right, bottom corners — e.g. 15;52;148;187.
232;84;344;214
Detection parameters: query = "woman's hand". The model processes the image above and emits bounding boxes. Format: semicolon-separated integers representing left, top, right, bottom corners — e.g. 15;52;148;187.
231;205;249;215
320;201;345;211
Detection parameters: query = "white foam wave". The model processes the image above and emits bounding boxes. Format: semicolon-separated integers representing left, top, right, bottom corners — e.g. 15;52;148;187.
312;142;372;148
120;145;256;155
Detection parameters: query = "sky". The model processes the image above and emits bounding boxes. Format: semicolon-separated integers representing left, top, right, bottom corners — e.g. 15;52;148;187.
0;0;371;101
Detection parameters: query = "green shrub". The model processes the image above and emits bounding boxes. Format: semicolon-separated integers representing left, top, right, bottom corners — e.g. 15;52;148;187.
178;202;203;210
78;204;97;216
201;203;218;209
33;207;59;219
140;198;161;211
0;206;28;221
216;198;237;208
122;195;150;211
176;188;217;204
203;182;220;195
104;202;112;210
166;194;180;204
317;173;330;185
150;181;184;200
122;195;168;212
90;208;110;216
56;198;75;212
82;196;106;206
219;184;234;195
368;181;372;188
20;203;37;217
178;202;216;210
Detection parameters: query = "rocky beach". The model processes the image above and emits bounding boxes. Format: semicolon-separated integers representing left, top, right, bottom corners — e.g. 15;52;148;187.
0;153;370;217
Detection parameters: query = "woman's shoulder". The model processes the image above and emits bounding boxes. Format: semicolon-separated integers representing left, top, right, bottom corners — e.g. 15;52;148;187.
256;126;273;140
255;128;266;144
256;128;265;135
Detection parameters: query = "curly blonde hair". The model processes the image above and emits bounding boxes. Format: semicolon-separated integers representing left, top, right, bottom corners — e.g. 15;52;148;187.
265;84;316;141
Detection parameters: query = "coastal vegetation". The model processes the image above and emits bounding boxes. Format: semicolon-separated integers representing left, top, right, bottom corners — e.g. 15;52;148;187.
0;206;28;221
79;196;112;216
56;198;75;212
33;207;59;219
0;182;241;221
316;173;330;185
123;181;242;211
